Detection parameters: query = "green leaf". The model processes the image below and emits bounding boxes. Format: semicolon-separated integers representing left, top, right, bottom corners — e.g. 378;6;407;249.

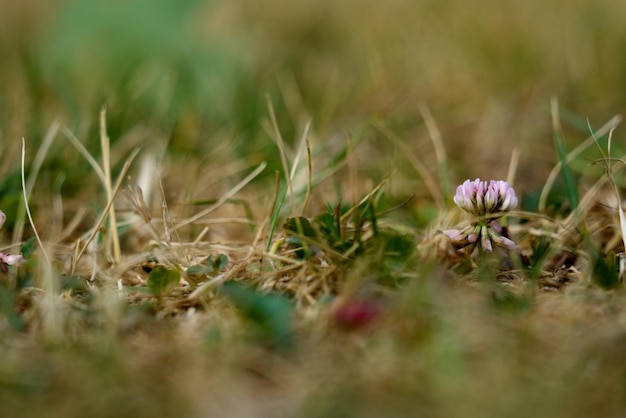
209;254;229;271
186;265;209;275
20;237;36;259
221;281;293;349
187;254;229;276
283;217;321;259
283;217;318;239
380;232;415;273
315;211;351;252
147;266;180;296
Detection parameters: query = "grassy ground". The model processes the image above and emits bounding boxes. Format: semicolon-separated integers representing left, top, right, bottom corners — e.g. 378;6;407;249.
3;0;626;416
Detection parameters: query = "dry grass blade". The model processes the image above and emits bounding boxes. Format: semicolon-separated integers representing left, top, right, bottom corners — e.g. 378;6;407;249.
507;148;520;185
265;170;284;252
419;103;450;198
71;147;141;275
301;138;313;215
62;126;107;184
123;180;164;245
171;162;267;232
21;138;50;265
374;121;444;209
124;179;152;224
187;272;227;300
290;119;312;215
13;121;61;245
55;207;88;244
339;178;388;224
100;108;122;264
265;94;295;211
563;175;611;231
550;98;579;210
588;120;626;278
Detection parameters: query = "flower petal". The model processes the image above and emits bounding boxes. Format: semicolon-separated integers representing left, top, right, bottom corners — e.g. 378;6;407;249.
480;225;492;251
0;253;24;266
451;179;518;216
492;235;520;252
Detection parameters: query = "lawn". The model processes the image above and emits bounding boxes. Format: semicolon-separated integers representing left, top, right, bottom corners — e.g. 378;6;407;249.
2;0;626;416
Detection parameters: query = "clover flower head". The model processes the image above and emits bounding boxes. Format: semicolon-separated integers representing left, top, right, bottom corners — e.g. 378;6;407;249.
443;179;520;253
453;178;518;216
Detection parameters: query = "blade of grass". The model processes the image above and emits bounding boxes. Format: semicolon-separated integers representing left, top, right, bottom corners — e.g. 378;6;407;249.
171;162;266;232
550;98;579;210
262;98;312;249
347;133;358;204
506;148;520;186
21;138;50;265
189;197;256;233
500;148;521;229
419;104;450;199
62;126;106;184
295;121;366;199
13;121;61;245
301;138;313;216
290;119;312;214
538;113;621;212
588;120;626;278
340;178;388;224
265;94;295;213
100;108;122;265
373;121;444;209
71;147;141;275
266;171;287;251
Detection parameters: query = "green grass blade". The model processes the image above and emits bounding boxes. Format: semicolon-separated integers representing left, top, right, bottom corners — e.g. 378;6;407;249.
266;180;288;252
551;98;579;210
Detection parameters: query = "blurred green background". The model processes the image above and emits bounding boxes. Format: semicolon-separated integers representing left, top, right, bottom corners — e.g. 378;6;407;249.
2;0;626;189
